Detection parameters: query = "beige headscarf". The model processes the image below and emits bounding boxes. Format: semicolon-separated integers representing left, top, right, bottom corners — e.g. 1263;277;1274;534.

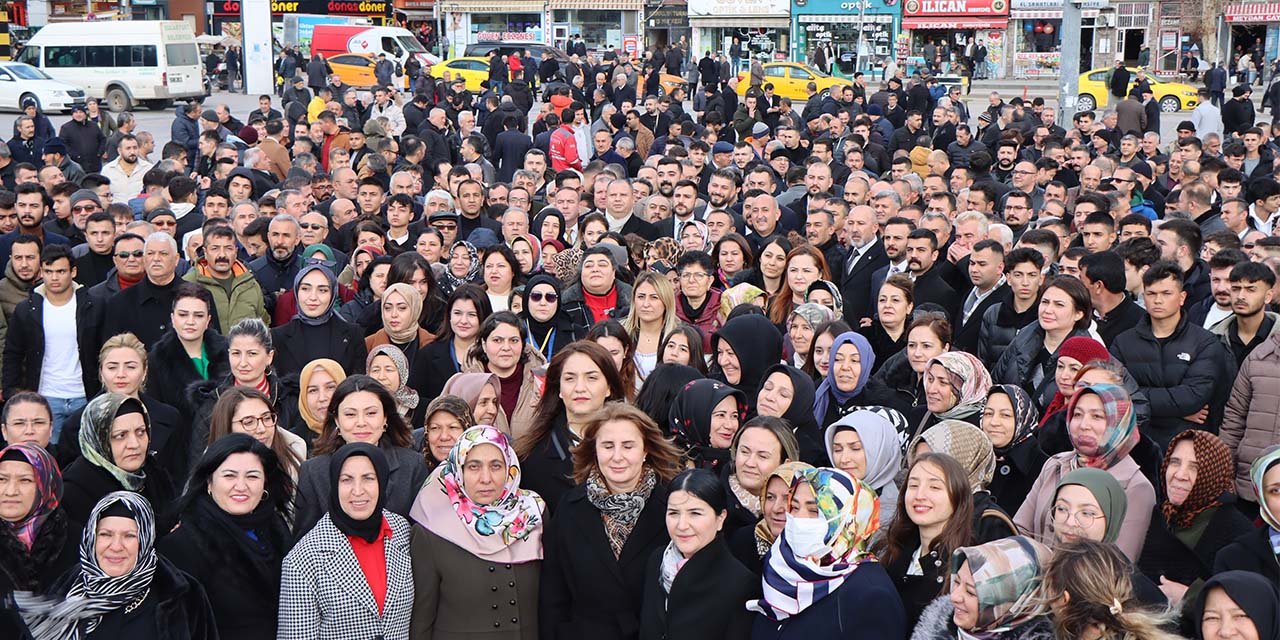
381;282;424;344
298;358;348;434
908;420;997;491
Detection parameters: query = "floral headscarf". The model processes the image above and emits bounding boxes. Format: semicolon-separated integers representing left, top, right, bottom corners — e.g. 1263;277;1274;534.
1252;445;1280;531
812;331;876;424
927;351;993;420
1160;430;1235;529
79;394;149;490
550;245;583;284
414;426;544;555
679;219;711;252
444;241;482;291
748;468;880;620
367;344;420;413
646;236;683;273
1066;383;1139;470
984;385;1038;454
951;536;1052;637
805;280;845;317
910;420;997;491
0;443;62;550
719;283;768;320
298;359;347;434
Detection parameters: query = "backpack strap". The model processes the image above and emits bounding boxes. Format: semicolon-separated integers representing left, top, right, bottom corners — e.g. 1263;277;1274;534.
982;508;1017;534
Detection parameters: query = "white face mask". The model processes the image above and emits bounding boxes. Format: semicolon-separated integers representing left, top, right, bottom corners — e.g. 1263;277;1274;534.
784;513;831;558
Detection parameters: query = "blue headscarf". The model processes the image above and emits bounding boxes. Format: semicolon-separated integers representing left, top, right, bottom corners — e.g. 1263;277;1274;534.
292;262;338;326
812;331;875;424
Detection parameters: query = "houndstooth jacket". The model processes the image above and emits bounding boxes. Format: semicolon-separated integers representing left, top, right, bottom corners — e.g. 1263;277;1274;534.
278;511;415;640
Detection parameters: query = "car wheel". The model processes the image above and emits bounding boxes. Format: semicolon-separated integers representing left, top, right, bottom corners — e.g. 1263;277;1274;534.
105;87;131;113
1159;96;1181;112
1076;94;1096;112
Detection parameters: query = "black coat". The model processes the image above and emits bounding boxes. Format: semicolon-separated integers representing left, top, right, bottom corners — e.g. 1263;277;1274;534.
269;316;367;380
57;393;187;484
186;371;302;461
2;287;102;398
910;265;960;321
1215;526;1280;584
882;544;948;629
977;302;1039;372
45;555;218;640
519;414;576;513
952;285;1009;356
408;339;463;410
1222;96;1257;136
158;501;291;640
147;328;231;413
0;509;78;639
101;276;183;348
988;436;1048;516
61;454;177;532
540;482;671;640
639;538;758;640
1138;502;1256;588
990;323;1092;412
1108;314;1234;449
749;561;905;640
839;239;889;327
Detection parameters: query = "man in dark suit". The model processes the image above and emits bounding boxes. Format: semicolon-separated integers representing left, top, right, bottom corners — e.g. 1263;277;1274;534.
838;204;888;326
604;177;658;241
905;228;960;320
867;216;916;320
953;239;1010;354
653;180;703;240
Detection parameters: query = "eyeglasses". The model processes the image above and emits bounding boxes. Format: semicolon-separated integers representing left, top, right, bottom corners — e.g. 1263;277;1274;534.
6;418;50;429
152;219;177;227
529;291;558;303
679;272;711;281
1051;503;1103;527
115;250;144;259
433;223;458;231
236;412;277;431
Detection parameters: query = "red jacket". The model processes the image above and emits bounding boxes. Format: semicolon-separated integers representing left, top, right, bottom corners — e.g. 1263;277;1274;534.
549;124;581;171
675;288;722;351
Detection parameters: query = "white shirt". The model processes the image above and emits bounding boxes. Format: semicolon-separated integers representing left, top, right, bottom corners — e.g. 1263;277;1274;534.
487;291;511;313
1204;304;1233;330
101;157;154;202
39;294;85;398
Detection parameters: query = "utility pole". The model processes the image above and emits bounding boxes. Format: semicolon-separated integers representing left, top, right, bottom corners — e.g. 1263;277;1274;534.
1057;0;1083;127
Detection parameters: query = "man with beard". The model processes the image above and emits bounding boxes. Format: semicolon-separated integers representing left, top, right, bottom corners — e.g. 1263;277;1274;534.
0;183;70;269
0;235;42;320
184;225;268;333
866;215;914;319
992;140;1019;183
249;214;304;319
655;180;702;239
653;156;680;199
101;135;154;203
905;228;959;317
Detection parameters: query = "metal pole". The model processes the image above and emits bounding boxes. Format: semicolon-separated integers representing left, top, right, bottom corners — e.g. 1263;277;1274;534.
856;0;867;75
437;2;444;59
1058;0;1083;127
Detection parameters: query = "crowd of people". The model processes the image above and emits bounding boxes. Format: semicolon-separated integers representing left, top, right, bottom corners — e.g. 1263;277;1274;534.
1;45;1280;640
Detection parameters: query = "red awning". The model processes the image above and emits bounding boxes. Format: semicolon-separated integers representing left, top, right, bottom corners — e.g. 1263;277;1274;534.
1225;3;1280;21
902;16;1009;29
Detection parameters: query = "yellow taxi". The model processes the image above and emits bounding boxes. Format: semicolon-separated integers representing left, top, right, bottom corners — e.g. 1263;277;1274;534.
437;56;491;92
735;62;848;101
1076;67;1199;113
327;53;411;90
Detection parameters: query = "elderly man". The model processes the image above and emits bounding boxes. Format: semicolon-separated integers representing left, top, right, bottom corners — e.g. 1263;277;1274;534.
102;231;186;346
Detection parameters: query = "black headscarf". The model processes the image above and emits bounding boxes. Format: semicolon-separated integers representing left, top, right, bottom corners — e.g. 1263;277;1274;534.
668;378;746;470
759;363;825;465
1193;570;1280;640
522;273;567;359
711;313;783;410
532;208;566;244
327;443;389;543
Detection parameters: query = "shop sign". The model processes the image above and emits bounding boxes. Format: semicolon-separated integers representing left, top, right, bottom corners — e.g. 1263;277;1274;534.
215;0;389;14
1010;0;1056;7
623;34;639;55
903;0;1008;16
647;3;687;27
690;0;788;17
1225;2;1280;22
476;31;536;40
792;0;899;14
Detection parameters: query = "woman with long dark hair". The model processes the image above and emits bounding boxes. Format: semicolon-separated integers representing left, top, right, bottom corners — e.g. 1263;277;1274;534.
635;364;703;434
387;251;447;333
464;311;548;436
410;284;493;406
206;386;305;478
159;433;295;640
658;324;708;375
589;319;641;400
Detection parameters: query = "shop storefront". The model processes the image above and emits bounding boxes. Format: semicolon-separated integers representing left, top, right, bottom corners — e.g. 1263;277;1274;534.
901;0;1008;78
689;0;790;69
212;0;392;36
645;0;689;48
1005;0;1098;78
440;0;544;46
792;0;899;78
550;0;642;51
1225;3;1280;79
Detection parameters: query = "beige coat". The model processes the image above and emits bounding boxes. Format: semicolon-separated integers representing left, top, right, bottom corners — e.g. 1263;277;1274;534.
1221;331;1280;500
464;344;547;440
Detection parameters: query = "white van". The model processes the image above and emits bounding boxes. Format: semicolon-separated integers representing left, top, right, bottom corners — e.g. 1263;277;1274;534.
15;20;204;112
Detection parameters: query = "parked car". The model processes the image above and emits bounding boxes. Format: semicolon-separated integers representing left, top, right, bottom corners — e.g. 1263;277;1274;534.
463;42;570;65
328;52;410;90
735;62;847;101
0;61;86;113
436;56;490;92
1076;67;1200;112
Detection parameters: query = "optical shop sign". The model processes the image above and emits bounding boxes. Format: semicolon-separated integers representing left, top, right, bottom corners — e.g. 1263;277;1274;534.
689;0;790;16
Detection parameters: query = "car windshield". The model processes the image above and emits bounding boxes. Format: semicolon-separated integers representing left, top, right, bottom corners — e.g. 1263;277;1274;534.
4;63;52;80
806;65;830;78
398;36;426;53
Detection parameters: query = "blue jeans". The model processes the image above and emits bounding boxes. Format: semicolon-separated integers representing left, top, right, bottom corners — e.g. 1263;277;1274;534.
48;396;87;445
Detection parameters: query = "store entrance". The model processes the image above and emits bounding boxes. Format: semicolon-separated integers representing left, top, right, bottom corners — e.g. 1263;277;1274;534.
910;29;973;75
1080;26;1095;71
1119;28;1144;65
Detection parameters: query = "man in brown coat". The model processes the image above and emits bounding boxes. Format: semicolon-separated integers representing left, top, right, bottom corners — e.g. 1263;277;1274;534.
257;120;292;183
316;110;350;173
1115;90;1147;135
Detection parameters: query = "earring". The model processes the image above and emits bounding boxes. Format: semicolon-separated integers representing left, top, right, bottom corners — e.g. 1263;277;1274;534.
262;490;270;500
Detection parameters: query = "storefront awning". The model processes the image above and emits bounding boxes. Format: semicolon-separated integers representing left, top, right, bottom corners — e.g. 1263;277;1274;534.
902;16;1008;28
688;16;790;26
550;0;643;8
1010;9;1097;18
798;14;893;23
451;0;542;11
1225;3;1280;21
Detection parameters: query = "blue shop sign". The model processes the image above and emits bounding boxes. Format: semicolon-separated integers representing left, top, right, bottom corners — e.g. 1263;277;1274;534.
793;0;901;16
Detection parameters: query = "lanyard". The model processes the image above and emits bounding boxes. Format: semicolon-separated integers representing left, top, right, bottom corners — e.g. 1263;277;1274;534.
527;324;555;359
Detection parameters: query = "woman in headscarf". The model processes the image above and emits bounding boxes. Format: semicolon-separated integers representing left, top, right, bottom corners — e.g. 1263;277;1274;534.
158;434;295;640
0;444;76;638
907;351;993;447
756;364;825;466
298;358;348;440
367;345;420;420
522;274;579;362
727;460;812;574
786;303;834;368
271;263;368;378
442;372;510;434
339;251;391;332
18;491;217;640
539;403;683;640
748;467;906;640
912;536;1054;640
812;331;896;428
511;233;543;278
1013;384;1156;562
909;420;1015;543
533;208;566;245
1137;430;1255;608
441;241;482;297
1192;571;1280;640
413;395;475;472
639;468;760;640
1216;445;1280;584
678;220;711;254
1043;469;1167;607
981;385;1048;516
1034;336;1113;454
718;283;768;324
711;314;783;414
62;394;176;531
273;244;361;326
365;283;436;369
279;443;415;640
408;425;546;639
825;408;905;529
668;378;746;474
804;280;844;319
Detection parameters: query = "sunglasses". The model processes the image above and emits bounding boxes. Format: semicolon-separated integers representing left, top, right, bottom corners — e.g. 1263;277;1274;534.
433;223;458;231
529;291;558;303
71;205;100;213
115;250;144;259
299;222;326;230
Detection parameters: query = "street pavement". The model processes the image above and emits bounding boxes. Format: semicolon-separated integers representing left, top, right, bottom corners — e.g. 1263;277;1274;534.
0;83;1253;166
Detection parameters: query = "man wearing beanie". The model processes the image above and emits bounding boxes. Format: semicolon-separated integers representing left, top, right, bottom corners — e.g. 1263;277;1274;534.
58;104;106;173
1223;84;1256;136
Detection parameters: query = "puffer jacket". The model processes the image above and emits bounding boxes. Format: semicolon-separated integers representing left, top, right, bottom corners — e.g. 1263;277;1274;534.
171;105;200;165
674;288;721;352
561;280;633;337
462;344;547;440
183;259;270;334
977;301;1037;371
911;596;1054;640
990;322;1094;411
1109;314;1235;449
1221;330;1280;499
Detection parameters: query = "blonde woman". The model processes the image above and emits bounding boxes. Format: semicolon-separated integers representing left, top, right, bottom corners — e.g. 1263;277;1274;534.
622;271;679;384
